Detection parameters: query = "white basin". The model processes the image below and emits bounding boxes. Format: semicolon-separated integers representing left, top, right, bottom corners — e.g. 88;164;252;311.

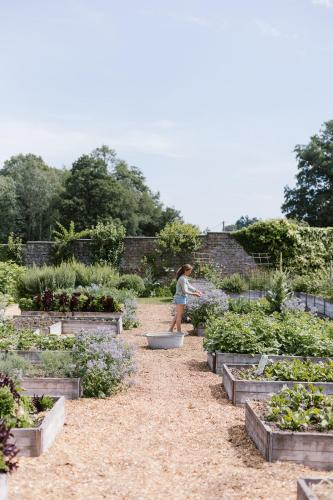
145;332;184;349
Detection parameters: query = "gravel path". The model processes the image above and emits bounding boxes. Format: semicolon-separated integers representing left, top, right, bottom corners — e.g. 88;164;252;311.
9;304;329;499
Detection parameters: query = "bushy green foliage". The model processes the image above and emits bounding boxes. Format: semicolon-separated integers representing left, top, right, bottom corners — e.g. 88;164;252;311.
90;220;125;267
219;273;247;293
237;359;333;382
228;297;270;314
52;221;90;264
117;274;145;295
6;234;23;265
0;376;33;429
265;384;333;432
31;394;54;412
156;221;201;259
17;262;119;298
0;262;25;299
204;310;333;356
234;219;333;273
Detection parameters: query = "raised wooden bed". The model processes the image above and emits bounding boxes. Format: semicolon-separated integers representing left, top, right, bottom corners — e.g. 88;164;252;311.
246;401;333;470
0;474;7;500
208;352;332;374
48;318;119;336
19;311;123;334
11;396;65;457
223;363;333;406
21;377;81;400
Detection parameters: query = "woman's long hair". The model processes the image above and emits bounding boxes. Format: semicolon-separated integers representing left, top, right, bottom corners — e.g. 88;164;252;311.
176;264;193;280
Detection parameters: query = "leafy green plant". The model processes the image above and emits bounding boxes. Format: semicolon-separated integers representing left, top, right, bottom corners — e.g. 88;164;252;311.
90;220;125;267
0;261;25;299
237;359;333;382
266;270;293;312
204;310;333;356
0;374;33;428
117;274;145;295
264;384;333;432
0;323;74;351
31;394;54;412
52;221;90;264
0;421;19;473
6;234;23;265
234;219;333;274
156;221;201;262
219;273;247;293
39;351;75;377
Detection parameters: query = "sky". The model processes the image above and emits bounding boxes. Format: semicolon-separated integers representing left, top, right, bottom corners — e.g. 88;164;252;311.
0;0;332;231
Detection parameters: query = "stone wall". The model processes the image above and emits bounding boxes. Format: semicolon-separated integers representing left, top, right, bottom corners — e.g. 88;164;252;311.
21;233;256;276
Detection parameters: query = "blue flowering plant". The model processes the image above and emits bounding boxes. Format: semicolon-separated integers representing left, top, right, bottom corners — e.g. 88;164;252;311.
72;330;136;398
186;290;229;328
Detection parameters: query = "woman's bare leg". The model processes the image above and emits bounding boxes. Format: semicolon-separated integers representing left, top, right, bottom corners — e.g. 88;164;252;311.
176;304;185;332
169;314;176;332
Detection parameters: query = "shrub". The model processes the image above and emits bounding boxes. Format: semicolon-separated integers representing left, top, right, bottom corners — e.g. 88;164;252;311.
90;220;125;268
0;421;19;473
117;274;145;295
72;330;136;398
6;234;23;265
219;273;247;293
186;290;229;327
156;221;201;261
234;219;333;274
0;262;25;299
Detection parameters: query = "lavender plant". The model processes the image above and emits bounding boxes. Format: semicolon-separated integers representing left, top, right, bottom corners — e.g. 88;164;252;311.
122;298;139;329
72;330;136;398
186;290;229;327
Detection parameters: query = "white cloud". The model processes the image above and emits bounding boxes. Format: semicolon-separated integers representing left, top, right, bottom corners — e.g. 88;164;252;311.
312;0;333;7
0;120;187;168
255;19;298;40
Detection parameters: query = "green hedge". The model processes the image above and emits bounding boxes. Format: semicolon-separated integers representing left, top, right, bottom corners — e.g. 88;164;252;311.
233;219;333;273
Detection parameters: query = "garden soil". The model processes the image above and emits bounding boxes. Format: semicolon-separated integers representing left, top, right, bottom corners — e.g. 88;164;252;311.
9;304;330;499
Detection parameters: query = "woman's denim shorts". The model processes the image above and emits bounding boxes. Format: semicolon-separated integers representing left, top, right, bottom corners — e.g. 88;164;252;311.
173;295;187;305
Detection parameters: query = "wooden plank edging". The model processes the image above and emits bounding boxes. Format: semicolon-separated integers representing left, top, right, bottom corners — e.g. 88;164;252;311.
11;396;65;457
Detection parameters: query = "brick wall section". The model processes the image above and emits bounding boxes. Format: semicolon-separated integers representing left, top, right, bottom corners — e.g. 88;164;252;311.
22;233;256;276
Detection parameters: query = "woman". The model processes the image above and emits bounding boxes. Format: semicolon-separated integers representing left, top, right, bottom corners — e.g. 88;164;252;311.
169;264;202;333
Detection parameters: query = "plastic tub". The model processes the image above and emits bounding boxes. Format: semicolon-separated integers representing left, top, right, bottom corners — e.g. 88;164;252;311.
145;332;185;349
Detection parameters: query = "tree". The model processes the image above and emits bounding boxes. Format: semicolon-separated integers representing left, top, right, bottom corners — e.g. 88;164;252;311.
282;120;333;226
0;177;17;242
60;148;182;235
60;155;113;230
0;154;66;240
234;215;260;230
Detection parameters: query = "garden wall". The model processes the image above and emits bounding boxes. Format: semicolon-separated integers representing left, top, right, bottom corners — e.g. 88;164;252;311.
21;233;256;276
